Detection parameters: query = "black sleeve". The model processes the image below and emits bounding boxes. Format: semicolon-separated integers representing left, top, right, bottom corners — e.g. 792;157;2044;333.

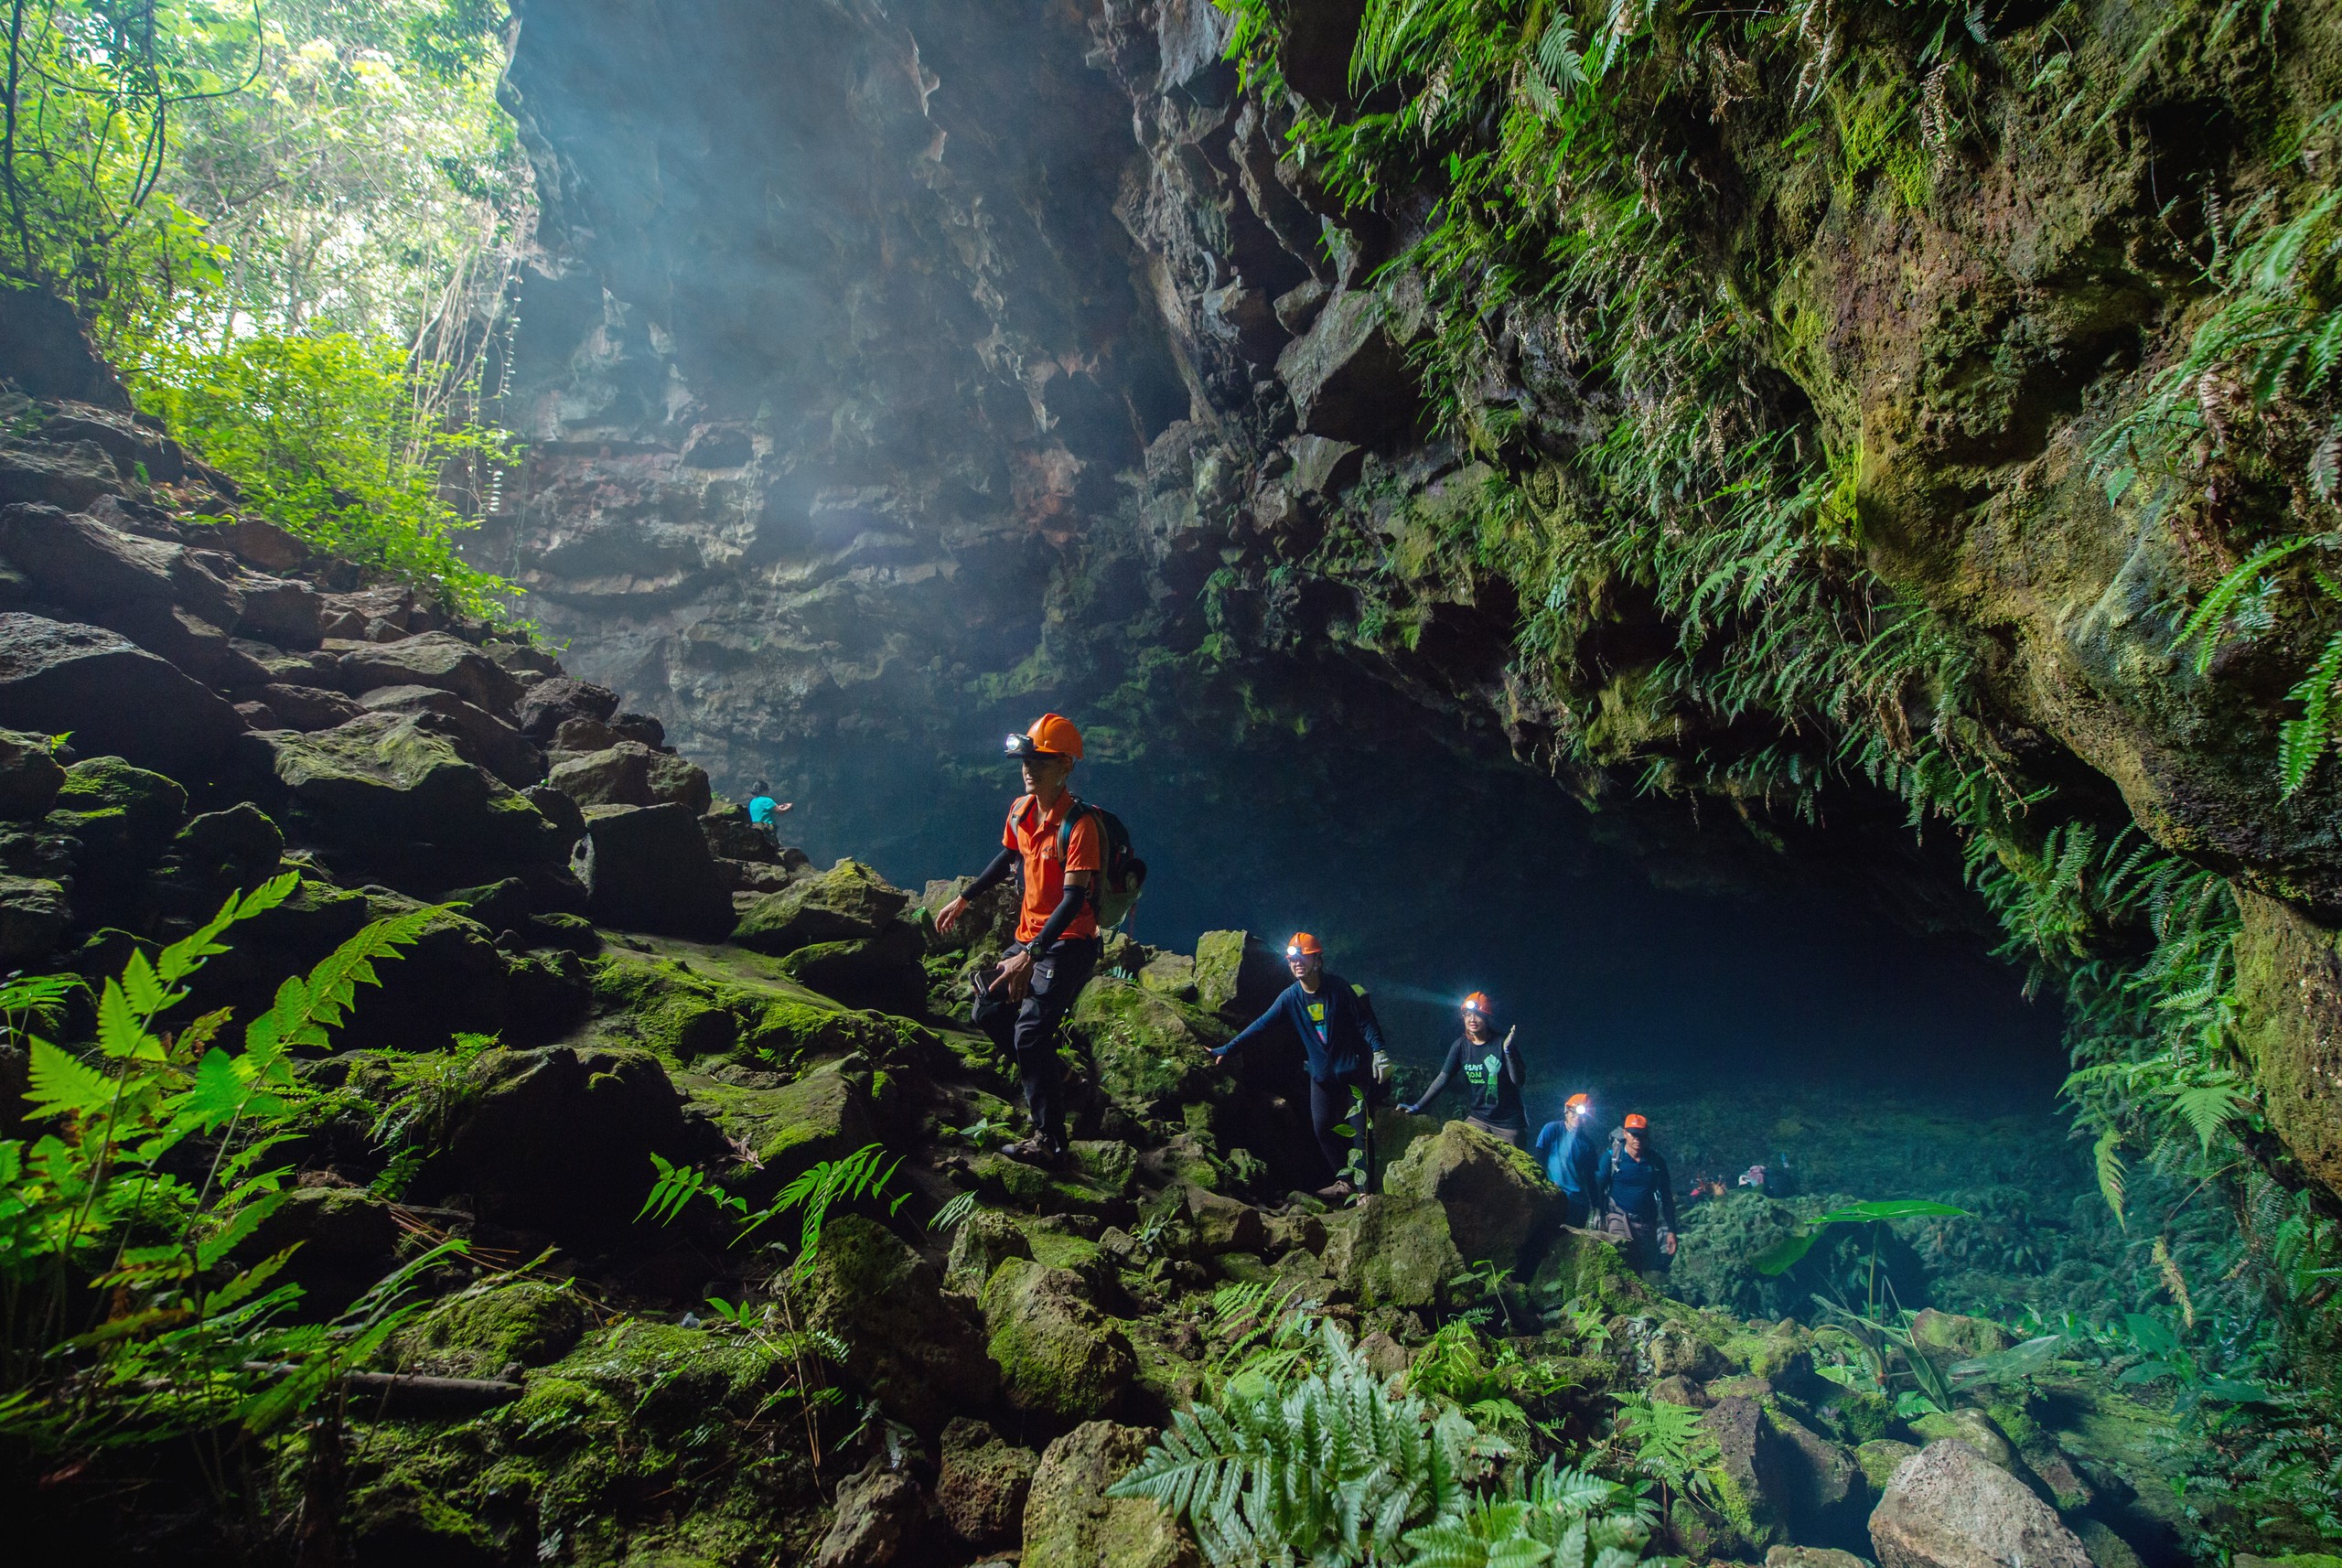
1658;1155;1680;1230
1414;1039;1465;1106
1032;882;1089;950
963;844;1016;898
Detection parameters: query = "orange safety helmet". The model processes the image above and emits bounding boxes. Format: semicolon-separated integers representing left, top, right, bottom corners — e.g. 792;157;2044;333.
1565;1092;1591;1111
1462;991;1492;1015
1004;712;1084;760
1285;931;1324;959
1623;1112;1649;1131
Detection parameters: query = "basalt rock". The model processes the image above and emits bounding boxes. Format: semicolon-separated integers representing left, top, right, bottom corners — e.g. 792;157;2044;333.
1022;1421;1197;1568
0;615;242;775
1869;1441;2093;1568
1382;1119;1559;1275
800;1215;999;1430
575;801;736;940
937;1416;1037;1548
980;1255;1136;1420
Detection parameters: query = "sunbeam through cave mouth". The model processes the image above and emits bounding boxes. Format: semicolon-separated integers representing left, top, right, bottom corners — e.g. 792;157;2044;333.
5;0;2342;1564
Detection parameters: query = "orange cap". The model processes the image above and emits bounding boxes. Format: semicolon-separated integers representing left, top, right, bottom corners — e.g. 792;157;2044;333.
1285;931;1323;957
1462;991;1492;1015
1005;712;1084;760
1624;1112;1649;1130
1565;1092;1591;1110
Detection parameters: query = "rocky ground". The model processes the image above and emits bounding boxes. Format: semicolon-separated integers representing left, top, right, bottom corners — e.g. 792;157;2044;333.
0;324;2306;1568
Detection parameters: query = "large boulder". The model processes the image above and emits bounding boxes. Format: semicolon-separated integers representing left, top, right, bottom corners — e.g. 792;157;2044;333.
1703;1395;1792;1554
684;1059;876;1200
938;1416;1037;1548
0;286;133;409
733;858;912;955
433;1044;725;1241
800;1215;999;1429
1070;978;1222;1110
235;713;564;863
395;1280;588;1380
0;614;241;774
357;684;543;789
546;739;711;812
1023;1421;1197;1568
777;925;929;1015
1383;1119;1558;1273
0;726;62;817
0;873;66;958
810;1457;926;1568
1190;929;1287;1021
1274;287;1421;443
575;801;736;939
1869;1440;2092;1568
980;1256;1135;1419
514;675;618;741
337;631;523;714
1320;1195;1461;1310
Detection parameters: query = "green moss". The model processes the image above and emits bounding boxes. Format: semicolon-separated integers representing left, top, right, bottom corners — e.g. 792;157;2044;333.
1856;1437;1918;1491
1070;977;1222;1111
397;1280;587;1380
1526;1227;1649;1317
981;1256;1136;1417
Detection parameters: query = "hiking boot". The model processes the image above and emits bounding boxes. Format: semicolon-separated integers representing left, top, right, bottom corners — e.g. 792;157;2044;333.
1004;1137;1068;1166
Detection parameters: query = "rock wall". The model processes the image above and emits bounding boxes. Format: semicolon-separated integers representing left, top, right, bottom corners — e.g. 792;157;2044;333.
495;3;2342;1189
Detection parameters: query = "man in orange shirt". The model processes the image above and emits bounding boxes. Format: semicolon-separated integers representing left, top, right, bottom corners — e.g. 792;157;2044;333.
938;713;1101;1165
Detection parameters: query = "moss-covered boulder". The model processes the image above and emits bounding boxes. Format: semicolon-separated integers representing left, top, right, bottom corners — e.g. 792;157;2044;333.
1770;1407;1866;1542
801;1214;998;1428
395;1280;588;1380
1382;1119;1557;1273
1526;1226;1649;1316
1321;1195;1461;1311
681;1058;876;1199
947;1206;1035;1292
1023;1420;1196;1568
1071;977;1223;1110
592;950;911;1069
777;924;929;1016
1702;1394;1791;1555
1191;929;1284;1021
938;1416;1038;1548
1857;1438;1920;1492
1136;950;1197;1001
436;1043;725;1241
980;1255;1135;1419
1907;1409;2015;1470
965;1151;1129;1219
735;857;912;955
238;712;563;862
1910;1309;2012;1359
1182;1182;1265;1253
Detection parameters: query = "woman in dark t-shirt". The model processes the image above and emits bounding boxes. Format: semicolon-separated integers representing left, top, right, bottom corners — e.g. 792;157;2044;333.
1402;991;1527;1144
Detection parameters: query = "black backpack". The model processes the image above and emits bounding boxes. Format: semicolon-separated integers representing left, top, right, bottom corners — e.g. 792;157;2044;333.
1058;798;1147;931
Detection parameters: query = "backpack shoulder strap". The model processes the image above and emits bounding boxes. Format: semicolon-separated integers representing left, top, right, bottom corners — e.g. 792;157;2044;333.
1056;796;1090;856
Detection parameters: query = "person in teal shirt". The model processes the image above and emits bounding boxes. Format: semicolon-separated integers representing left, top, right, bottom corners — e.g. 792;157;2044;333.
747;779;792;843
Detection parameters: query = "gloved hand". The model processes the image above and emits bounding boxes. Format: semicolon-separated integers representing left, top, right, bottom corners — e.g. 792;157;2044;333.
1399;1102;1419;1115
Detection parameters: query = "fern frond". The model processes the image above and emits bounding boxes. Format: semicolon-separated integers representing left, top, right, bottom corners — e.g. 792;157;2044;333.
2094;1128;2127;1229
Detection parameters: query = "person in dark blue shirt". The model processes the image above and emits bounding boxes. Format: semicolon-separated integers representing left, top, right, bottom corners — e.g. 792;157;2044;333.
1212;931;1389;1200
1531;1091;1601;1228
1596;1112;1679;1271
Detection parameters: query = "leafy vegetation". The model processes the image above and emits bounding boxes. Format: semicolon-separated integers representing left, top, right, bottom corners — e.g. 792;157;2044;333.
0;874;441;1471
1111;1315;1651;1568
1215;0;2334;1466
0;0;528;618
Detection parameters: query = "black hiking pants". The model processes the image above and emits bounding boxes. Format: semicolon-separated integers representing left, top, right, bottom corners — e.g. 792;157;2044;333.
1308;1069;1379;1187
974;936;1100;1152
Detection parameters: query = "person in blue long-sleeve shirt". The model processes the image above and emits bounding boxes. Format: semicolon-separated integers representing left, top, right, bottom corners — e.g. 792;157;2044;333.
1595;1112;1678;1271
1212;930;1388;1199
1531;1091;1602;1228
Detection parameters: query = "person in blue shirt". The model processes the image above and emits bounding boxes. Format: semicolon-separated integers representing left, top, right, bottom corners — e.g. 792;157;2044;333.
1211;931;1389;1200
747;779;793;843
1531;1091;1601;1228
1596;1112;1679;1271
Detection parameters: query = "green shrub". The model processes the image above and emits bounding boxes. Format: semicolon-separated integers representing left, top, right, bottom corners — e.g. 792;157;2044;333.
132;329;521;620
